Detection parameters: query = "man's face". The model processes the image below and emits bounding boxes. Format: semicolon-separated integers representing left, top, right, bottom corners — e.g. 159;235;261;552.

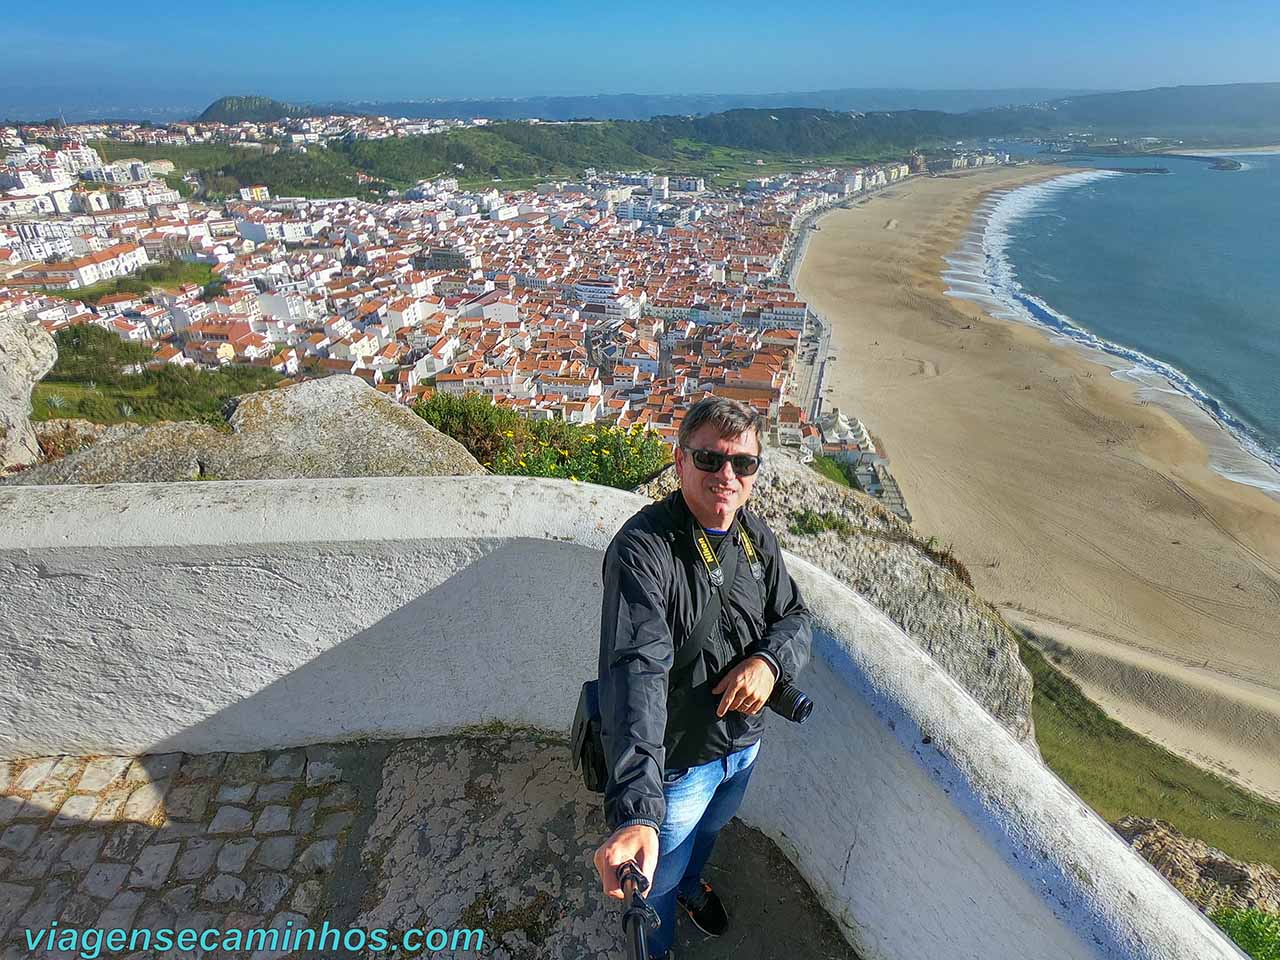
675;422;761;527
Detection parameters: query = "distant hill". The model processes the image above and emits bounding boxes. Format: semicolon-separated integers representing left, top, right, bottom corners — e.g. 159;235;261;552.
1042;82;1280;137
197;81;1280;143
652;108;1048;154
326;88;1099;122
197;95;326;123
176;82;1280;200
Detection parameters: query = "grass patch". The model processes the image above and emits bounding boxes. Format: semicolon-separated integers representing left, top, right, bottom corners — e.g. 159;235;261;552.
33;380;155;423
789;506;858;538
808;455;854;488
35;325;283;425
87;139;255;172
38;260;215;305
1019;633;1280;869
161;172;195;198
1213;908;1280;960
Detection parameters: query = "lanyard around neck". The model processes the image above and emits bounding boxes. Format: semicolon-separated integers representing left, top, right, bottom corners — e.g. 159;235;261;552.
691;517;763;586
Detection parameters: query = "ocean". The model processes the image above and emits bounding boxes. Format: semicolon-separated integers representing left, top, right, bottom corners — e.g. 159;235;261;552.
943;150;1280;498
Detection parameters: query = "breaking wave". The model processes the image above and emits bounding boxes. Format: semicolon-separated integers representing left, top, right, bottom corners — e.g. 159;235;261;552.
943;170;1280;497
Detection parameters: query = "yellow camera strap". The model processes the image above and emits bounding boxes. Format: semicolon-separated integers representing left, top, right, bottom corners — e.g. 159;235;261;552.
681;515;767;682
691;517;764;587
738;525;765;582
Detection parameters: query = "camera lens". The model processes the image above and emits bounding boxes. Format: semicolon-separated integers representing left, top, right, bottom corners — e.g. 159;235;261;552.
768;681;814;724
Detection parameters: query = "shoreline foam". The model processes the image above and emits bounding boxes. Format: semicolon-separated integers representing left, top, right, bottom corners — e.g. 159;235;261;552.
944;170;1280;500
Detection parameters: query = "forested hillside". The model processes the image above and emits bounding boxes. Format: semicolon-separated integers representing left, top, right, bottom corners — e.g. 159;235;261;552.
158;84;1280;199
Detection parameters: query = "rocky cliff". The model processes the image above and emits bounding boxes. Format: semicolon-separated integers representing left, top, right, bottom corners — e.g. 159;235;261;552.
635;458;1036;746
1116;816;1280;914
3;376;485;484
0;316;57;474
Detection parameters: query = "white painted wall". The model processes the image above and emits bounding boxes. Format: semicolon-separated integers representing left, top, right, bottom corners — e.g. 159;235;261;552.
0;476;1243;960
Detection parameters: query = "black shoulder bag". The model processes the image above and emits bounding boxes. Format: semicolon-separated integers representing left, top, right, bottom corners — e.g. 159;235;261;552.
571;522;747;794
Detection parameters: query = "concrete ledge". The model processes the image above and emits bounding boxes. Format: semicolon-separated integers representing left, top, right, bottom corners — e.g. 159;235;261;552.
0;476;1243;960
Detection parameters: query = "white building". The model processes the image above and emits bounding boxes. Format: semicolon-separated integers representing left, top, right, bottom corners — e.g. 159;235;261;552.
20;242;150;290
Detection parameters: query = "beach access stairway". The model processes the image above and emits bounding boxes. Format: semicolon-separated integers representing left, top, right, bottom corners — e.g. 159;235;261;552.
0;476;1248;960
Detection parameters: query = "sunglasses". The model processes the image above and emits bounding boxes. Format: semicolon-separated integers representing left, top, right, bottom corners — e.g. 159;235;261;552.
682;446;763;477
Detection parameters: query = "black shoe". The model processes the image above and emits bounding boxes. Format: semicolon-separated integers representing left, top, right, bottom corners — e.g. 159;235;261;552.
677;880;729;936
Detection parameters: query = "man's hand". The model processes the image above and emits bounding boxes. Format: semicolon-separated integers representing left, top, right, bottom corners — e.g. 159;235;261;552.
593;823;659;900
712;655;777;718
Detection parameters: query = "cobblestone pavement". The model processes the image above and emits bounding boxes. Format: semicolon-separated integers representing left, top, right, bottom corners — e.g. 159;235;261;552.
0;746;365;960
1;739;859;960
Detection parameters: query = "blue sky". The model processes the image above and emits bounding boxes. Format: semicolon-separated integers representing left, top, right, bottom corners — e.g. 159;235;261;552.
4;0;1279;115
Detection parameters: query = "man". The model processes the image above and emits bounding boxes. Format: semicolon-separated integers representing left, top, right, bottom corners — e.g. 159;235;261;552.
592;396;813;960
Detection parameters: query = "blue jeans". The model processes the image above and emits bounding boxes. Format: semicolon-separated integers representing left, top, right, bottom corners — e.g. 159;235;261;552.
645;740;760;958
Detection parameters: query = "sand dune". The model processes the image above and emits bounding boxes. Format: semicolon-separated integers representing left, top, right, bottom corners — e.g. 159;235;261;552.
796;168;1280;801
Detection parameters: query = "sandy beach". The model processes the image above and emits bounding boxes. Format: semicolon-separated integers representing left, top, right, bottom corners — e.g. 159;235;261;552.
795;167;1280;801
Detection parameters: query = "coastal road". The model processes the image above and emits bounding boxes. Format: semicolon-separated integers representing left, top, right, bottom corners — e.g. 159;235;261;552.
793;310;831;423
786;185;908;423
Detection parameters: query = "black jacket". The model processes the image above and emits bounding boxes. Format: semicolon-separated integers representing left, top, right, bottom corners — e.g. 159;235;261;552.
597;488;812;833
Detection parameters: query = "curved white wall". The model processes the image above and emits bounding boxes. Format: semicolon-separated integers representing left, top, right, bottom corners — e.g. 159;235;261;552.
0;476;1243;960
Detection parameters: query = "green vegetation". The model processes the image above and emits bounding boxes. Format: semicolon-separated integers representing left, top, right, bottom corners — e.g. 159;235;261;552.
808;455;860;489
91;140;382;201
331;116;922;191
788;506;973;587
332;122;667;187
789;506;858;538
88;139;253;172
39;261;216;305
161;173;195;198
99;112;931;200
173;82;1280;200
216;147;379;200
1045;82;1280;140
35;325;281;425
79;111;939;202
414;391;671;489
1018;634;1280;869
663;140;893;187
201;83;1280;132
197;95;315;124
1212;908;1280;960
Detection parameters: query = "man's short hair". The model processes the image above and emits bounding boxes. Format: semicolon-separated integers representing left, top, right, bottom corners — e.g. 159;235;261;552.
678;396;764;453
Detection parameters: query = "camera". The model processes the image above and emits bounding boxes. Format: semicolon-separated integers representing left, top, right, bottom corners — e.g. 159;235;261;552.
767;681;814;723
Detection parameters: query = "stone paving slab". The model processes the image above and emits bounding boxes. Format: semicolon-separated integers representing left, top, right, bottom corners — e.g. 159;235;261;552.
0;747;360;960
342;737;858;960
2;741;857;960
